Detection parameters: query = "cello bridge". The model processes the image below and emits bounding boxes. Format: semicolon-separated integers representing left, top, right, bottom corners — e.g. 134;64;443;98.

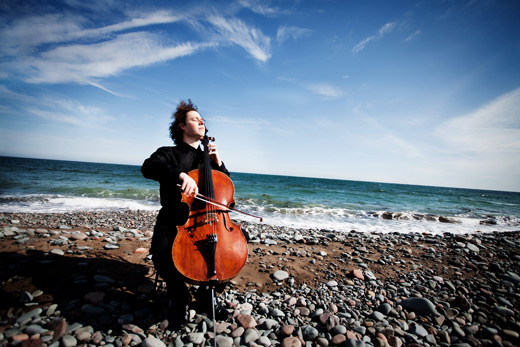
186;212;220;233
204;212;219;225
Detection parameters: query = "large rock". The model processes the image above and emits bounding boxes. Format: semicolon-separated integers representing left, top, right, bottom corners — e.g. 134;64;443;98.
272;270;289;281
399;297;437;316
236;314;257;329
301;325;319;340
282;336;302;347
142;337;166;347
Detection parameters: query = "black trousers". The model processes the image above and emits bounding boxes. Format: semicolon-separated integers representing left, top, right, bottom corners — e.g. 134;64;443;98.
150;223;191;309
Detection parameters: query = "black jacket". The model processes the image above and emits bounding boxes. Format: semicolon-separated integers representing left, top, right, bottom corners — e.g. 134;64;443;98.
142;142;230;226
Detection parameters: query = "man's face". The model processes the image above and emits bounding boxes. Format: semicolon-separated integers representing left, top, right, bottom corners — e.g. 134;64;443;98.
181;110;205;140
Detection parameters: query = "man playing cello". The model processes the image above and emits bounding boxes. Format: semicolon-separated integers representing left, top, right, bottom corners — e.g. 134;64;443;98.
141;99;230;328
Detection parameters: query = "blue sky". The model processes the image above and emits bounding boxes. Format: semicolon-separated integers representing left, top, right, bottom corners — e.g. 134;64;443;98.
1;0;520;192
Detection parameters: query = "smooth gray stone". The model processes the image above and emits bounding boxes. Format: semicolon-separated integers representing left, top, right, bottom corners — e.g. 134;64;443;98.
272;270;289;281
257;336;272;346
466;243;479;253
270;308;285;317
493;306;514;316
215;335;233;347
410;323;428;337
16;308;42;323
353;326;366;335
425;334;436;344
370;311;385;321
483;326;498;335
242;328;259;344
345;338;366;347
66;322;83;334
505;271;520;284
399;297;437;316
4;328;21;338
262;319;278;330
46;304;58;316
49;249;65;256
301;325;319;340
61;335;77;347
189;332;204;345
365;270;377;281
333;325;347;334
327;280;338;287
376;303;392;315
23;324;49;335
142;337;166;347
451;321;466;337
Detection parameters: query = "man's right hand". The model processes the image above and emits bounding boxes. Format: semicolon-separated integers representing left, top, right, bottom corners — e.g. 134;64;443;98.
179;172;198;196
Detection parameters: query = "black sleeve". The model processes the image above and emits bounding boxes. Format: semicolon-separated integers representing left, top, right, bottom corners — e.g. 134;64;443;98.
213;161;230;177
141;147;182;182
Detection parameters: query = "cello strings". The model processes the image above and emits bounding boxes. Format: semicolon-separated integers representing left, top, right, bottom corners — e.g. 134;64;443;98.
204;137;217;237
209;139;217;235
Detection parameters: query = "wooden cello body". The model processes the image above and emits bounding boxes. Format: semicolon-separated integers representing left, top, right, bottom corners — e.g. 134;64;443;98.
172;137;248;284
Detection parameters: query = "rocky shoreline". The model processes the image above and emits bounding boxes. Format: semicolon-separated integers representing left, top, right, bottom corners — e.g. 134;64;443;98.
0;211;519;347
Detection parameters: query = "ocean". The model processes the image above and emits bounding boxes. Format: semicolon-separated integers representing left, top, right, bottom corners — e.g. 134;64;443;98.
1;156;519;235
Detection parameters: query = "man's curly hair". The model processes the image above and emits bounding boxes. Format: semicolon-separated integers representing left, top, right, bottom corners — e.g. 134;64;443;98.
169;99;198;144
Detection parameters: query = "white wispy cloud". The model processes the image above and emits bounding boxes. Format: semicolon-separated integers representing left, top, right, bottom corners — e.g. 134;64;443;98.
26;107;113;128
0;11;182;57
404;30;421;42
77;11;183;39
0;8;205;88
0;13;85;57
25;96;113;128
276;26;312;43
42;97;106;117
0;84;114;129
238;0;280;17
206;14;271;63
18;33;208;85
26;108;89;127
430;89;520;191
306;83;343;98
378;22;397;36
435;88;520;154
0;4;272;89
278;77;343;99
0;85;28;100
352;21;398;54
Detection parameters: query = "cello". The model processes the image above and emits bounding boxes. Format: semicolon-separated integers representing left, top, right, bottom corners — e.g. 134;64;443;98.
172;134;261;284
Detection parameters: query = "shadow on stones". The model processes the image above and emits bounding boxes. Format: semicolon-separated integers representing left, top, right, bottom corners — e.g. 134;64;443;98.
0;250;170;332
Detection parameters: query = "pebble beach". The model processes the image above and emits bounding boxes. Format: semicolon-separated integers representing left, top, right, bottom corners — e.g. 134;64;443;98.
1;210;519;347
